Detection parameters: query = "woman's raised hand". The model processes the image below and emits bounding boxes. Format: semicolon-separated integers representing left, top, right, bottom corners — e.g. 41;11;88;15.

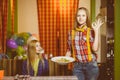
92;18;104;31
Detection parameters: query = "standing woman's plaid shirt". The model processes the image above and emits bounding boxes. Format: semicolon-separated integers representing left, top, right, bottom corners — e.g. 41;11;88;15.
67;27;97;63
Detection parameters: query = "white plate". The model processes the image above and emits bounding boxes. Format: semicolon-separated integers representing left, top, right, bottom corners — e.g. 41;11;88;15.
51;56;75;65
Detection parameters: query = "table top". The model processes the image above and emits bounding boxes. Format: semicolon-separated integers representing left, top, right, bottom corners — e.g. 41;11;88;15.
3;76;78;80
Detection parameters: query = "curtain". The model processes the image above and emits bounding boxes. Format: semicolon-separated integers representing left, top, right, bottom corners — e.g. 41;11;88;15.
0;0;17;53
37;0;78;56
0;0;8;53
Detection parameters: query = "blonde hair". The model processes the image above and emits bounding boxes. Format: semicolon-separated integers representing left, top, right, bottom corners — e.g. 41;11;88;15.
74;7;92;29
27;40;44;74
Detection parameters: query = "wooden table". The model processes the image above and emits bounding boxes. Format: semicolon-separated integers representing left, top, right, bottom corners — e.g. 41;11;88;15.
0;59;73;76
3;76;78;80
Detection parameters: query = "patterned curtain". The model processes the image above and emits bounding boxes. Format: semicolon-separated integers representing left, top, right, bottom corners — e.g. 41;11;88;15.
37;0;78;56
0;0;8;53
0;0;17;53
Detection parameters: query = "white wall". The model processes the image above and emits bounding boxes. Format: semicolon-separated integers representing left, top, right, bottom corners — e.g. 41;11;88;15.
18;0;39;34
78;0;91;13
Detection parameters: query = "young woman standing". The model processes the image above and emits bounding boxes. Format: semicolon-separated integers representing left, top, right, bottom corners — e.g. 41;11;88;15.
66;7;103;80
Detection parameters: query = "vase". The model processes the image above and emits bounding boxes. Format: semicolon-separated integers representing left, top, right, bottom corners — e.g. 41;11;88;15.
0;70;4;79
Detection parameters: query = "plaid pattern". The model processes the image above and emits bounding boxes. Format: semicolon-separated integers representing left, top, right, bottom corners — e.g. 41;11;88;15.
0;0;8;53
37;0;78;56
68;28;95;62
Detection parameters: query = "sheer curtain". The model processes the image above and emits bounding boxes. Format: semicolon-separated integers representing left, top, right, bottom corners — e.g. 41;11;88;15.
37;0;78;56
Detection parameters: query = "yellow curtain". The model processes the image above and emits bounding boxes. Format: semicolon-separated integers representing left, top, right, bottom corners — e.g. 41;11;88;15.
37;0;78;56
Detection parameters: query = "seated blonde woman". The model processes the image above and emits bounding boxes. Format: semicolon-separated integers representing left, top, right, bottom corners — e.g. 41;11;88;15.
22;39;49;76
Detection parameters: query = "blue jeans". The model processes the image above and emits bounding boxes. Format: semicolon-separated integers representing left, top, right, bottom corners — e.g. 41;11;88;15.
73;60;99;80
